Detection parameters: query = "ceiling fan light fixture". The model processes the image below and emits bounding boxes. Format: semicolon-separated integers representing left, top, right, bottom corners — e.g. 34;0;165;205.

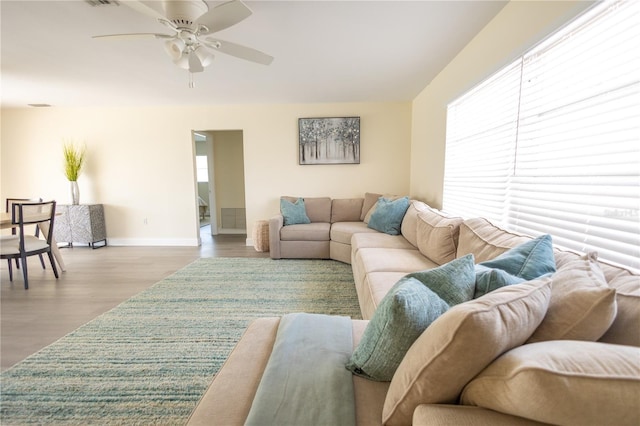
164;38;185;60
93;0;273;76
194;46;214;68
173;53;190;70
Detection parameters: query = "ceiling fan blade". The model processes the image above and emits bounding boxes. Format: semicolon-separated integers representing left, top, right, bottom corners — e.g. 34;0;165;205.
121;1;168;22
204;38;273;65
197;0;252;34
93;33;173;40
188;52;205;73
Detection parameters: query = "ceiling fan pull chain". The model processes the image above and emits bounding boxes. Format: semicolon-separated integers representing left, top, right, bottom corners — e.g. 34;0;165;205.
189;72;195;89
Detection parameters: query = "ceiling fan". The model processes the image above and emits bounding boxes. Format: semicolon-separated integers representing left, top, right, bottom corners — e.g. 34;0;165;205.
93;0;273;77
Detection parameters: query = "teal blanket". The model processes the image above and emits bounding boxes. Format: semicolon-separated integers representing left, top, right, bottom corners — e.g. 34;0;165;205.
244;313;355;426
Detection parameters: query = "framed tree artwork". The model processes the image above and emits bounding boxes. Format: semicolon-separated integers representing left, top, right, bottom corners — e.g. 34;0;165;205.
298;117;360;165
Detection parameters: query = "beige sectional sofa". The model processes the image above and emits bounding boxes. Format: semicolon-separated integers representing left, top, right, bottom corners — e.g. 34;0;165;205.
189;196;640;425
269;194;383;263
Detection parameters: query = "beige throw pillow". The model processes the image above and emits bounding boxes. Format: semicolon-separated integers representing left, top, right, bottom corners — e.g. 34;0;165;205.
416;210;463;265
382;278;552;426
527;252;617;343
360;192;382;221
461;340;640;426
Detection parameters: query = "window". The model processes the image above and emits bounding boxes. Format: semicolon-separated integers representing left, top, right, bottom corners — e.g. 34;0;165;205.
443;0;639;269
196;156;209;183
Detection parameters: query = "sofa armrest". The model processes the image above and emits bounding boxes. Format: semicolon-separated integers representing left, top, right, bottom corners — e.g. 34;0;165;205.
187;318;281;425
413;404;549;426
269;214;284;259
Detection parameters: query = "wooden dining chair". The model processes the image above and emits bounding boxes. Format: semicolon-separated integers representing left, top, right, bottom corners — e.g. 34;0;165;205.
0;200;58;289
2;198;45;270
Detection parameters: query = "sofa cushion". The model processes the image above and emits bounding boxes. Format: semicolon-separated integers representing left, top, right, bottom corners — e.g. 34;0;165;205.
351;232;417;252
303;197;332;223
354;247;436;275
361;192;382;221
331;198;364;223
478;234;556;280
283;196;331;223
400;200;431;248
368;197;410;235
527;252;617;343
600;273;640;346
330;222;377;245
474;265;525;298
280;197;311;226
416;209;463;265
404;254;476;306
457;217;533;262
461;341;640;426
346;277;450;381
412;405;547;426
382;277;551;426
279;222;330;241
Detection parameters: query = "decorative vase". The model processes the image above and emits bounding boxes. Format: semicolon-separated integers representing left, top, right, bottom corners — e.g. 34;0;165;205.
70;181;80;205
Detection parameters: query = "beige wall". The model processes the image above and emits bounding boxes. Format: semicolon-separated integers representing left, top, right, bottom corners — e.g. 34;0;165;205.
1;102;411;245
410;0;593;209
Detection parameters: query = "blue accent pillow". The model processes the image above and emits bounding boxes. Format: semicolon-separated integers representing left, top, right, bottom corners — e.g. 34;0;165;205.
280;197;311;226
479;234;556;280
474;265;525;298
367;196;410;235
405;254;477;306
473;234;556;298
345;254;476;381
345;278;449;381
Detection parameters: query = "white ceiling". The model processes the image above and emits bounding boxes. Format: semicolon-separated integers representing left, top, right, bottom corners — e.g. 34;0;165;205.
0;0;507;108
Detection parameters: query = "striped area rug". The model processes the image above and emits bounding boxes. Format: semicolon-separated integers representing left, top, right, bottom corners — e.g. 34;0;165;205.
0;258;362;425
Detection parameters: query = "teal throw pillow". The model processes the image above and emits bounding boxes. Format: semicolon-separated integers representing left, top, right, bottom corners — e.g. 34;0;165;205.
345;254;476;381
280;197;311;226
404;254;477;306
367;196;410;235
480;234;556;280
474;264;525;298
346;278;449;381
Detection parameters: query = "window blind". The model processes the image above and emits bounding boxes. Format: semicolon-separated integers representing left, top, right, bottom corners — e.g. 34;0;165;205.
443;61;522;221
443;0;640;270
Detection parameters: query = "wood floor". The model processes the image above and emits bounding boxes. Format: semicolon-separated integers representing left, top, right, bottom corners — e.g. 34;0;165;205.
0;227;269;371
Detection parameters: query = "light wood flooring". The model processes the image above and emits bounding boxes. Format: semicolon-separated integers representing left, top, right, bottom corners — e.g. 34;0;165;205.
0;227;269;371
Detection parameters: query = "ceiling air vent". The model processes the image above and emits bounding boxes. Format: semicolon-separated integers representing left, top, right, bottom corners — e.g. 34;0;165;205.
84;0;119;6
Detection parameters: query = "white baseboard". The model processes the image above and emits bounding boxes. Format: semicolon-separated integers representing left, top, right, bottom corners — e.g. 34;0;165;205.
106;238;199;247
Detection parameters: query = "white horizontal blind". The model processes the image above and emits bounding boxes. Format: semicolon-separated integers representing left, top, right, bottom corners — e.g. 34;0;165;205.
443;61;521;220
443;0;640;270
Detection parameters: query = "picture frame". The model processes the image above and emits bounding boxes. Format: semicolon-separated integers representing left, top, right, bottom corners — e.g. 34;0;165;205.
298;117;360;165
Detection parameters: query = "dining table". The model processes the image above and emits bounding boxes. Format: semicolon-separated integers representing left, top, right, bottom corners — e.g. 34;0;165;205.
0;211;66;272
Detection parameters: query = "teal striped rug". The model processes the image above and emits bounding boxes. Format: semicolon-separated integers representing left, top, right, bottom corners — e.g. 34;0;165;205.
0;258;361;425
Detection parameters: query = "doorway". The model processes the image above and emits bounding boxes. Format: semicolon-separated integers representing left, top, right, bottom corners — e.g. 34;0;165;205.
193;130;247;244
